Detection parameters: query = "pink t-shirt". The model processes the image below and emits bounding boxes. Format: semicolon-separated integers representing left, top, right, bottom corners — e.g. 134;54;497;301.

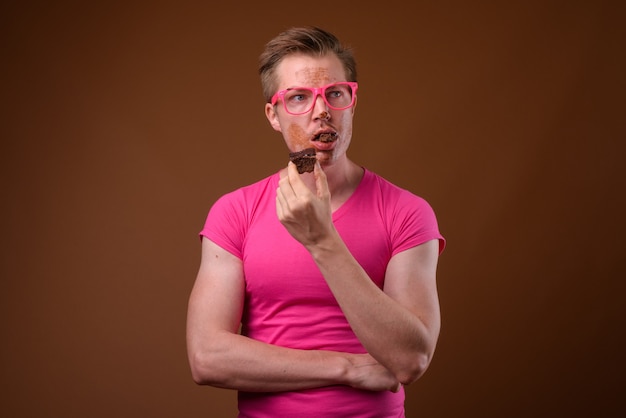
200;169;445;418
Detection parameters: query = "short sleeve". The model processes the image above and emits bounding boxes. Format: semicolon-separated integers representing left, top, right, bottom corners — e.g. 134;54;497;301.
390;193;446;257
199;191;247;259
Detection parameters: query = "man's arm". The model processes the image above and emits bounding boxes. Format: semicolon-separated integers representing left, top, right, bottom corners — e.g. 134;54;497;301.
186;238;400;392
276;162;441;385
310;238;441;385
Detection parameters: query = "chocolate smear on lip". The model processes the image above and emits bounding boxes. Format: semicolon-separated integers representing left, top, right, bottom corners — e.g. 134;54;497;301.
289;148;317;174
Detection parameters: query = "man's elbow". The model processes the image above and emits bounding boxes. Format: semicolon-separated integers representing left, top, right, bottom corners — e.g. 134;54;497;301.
188;351;223;386
189;352;209;385
396;352;432;386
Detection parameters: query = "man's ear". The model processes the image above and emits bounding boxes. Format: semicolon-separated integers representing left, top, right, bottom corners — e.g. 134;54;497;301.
265;103;282;132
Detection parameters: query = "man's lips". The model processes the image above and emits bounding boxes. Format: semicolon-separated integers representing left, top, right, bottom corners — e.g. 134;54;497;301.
312;132;337;143
310;132;337;151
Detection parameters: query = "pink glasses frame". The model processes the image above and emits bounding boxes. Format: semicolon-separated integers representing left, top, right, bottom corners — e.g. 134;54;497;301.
270;81;359;115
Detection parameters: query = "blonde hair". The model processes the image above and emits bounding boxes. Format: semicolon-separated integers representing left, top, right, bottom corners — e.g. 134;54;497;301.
258;26;357;102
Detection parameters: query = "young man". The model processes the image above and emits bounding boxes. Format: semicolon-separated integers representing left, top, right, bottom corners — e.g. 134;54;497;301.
186;26;445;417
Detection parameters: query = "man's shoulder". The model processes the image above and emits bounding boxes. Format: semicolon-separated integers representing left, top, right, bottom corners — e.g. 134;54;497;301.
362;169;417;197
220;172;279;200
361;169;434;216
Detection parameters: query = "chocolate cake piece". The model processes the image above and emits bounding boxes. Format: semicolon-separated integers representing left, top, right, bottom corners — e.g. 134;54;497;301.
289;147;317;174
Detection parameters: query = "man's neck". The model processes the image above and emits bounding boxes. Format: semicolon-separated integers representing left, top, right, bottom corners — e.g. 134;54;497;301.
319;159;364;211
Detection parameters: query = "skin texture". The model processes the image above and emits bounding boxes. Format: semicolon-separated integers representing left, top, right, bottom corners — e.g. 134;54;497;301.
186;52;441;393
266;54;355;172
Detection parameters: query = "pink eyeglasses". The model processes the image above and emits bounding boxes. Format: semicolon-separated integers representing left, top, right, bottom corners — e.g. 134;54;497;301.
270;82;358;115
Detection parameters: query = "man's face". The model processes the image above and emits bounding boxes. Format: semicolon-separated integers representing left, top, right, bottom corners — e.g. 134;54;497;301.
265;53;356;168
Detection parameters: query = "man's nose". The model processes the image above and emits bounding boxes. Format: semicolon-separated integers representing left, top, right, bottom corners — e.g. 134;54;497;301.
312;94;330;119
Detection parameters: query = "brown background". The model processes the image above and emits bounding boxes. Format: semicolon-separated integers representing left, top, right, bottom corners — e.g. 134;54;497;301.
1;0;624;417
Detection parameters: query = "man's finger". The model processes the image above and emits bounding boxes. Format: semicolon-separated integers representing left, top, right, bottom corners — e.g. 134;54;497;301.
314;161;329;200
287;161;311;196
278;165;296;198
275;192;285;219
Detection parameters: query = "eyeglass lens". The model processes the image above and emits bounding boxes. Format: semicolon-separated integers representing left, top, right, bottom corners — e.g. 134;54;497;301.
284;83;354;115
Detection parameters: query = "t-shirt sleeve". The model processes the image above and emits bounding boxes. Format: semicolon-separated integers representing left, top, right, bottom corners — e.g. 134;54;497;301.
391;193;446;256
199;191;246;259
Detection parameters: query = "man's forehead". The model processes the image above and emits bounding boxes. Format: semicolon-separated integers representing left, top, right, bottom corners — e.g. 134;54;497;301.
294;67;333;84
275;54;344;86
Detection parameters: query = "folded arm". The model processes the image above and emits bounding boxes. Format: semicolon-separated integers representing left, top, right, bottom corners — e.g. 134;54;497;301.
309;237;441;385
186;238;400;392
276;162;442;385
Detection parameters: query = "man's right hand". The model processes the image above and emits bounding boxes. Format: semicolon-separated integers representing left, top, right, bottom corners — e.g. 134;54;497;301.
345;353;401;392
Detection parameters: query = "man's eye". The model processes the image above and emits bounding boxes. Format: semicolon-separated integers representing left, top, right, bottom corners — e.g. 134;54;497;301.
327;90;342;98
286;90;311;103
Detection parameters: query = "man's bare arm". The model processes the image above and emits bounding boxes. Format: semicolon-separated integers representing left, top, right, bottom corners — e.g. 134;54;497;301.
186;238;400;392
276;162;441;384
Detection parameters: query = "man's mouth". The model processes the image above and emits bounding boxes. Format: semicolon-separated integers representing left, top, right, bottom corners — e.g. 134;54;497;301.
313;132;337;143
